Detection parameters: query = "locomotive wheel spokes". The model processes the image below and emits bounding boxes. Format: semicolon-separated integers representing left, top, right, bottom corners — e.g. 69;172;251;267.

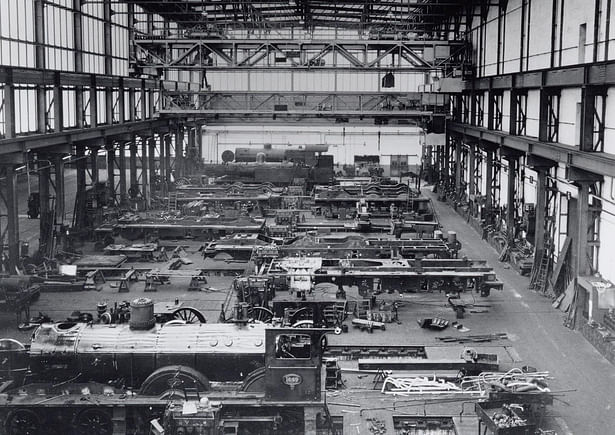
74;409;113;435
140;365;210;396
289;307;312;324
291;320;314;328
250;307;273;323
6;409;41;435
172;307;206;324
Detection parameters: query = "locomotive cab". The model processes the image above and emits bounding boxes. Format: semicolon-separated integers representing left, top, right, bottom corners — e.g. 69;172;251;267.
264;328;329;402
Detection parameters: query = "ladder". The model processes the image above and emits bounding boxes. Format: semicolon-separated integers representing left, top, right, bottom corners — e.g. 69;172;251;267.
168;192;178;211
530;214;555;292
355;299;371;319
530;249;550;293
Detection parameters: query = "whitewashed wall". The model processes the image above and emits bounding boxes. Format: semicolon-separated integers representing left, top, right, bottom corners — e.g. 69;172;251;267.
202;126;424;168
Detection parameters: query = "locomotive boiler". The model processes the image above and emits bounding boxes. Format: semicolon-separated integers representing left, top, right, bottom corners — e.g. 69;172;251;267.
232;144;329;165
27;321;266;394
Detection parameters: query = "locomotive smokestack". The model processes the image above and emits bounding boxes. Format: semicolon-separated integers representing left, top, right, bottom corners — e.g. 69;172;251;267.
129;298;155;330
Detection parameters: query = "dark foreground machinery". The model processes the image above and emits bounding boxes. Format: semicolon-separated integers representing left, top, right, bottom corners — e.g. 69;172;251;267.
0;307;334;434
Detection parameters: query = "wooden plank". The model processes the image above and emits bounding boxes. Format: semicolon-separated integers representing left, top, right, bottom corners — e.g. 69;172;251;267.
74;255;127;267
548;236;571;293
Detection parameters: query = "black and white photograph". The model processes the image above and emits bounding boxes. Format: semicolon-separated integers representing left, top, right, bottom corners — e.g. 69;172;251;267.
0;0;611;434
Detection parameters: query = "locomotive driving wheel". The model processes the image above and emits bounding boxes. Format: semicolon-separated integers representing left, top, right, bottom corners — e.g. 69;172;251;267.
172;307;206;324
6;409;41;435
140;365;210;396
74;409;113;435
249;307;273;323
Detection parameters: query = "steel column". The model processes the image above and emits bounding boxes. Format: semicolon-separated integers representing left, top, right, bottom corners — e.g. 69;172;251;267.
103;0;112;75
443;133;450;186
54;155;65;224
129;138;138;199
38;157;52;254
196;125;203;161
506;156;517;240
128;89;136;122
141;84;147;120
74;0;84;128
128;3;135;65
538;88;549;143
159;135;166;195
106;142;115;203
103;0;113;124
176;127;184;178
53;74;64;132
141;136;149;208
148;137;156;196
90;76;98;128
468;142;476;196
485;148;493;217
75;145;87;230
34;0;46;133
187;127;196;174
576;181;591;276
90;147;99;186
118;79;125;124
534;168;548;258
4;166;20;272
118;142;127;204
164;135;172;189
454;139;462;203
3;72;16;139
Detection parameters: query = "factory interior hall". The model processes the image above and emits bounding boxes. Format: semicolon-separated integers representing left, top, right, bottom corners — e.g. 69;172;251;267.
1;0;615;434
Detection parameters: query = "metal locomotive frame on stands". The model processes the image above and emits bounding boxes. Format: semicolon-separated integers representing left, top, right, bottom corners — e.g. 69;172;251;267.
233;255;503;327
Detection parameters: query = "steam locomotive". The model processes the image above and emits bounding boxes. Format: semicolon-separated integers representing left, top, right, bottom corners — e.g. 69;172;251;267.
3;299;329;401
0;310;332;435
196;144;334;187
229;144;329;165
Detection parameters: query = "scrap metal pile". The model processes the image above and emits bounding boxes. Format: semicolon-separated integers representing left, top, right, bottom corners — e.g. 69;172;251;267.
381;369;551;396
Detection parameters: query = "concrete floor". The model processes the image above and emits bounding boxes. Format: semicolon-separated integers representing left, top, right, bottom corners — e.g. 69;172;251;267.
423;187;615;435
1;176;614;433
